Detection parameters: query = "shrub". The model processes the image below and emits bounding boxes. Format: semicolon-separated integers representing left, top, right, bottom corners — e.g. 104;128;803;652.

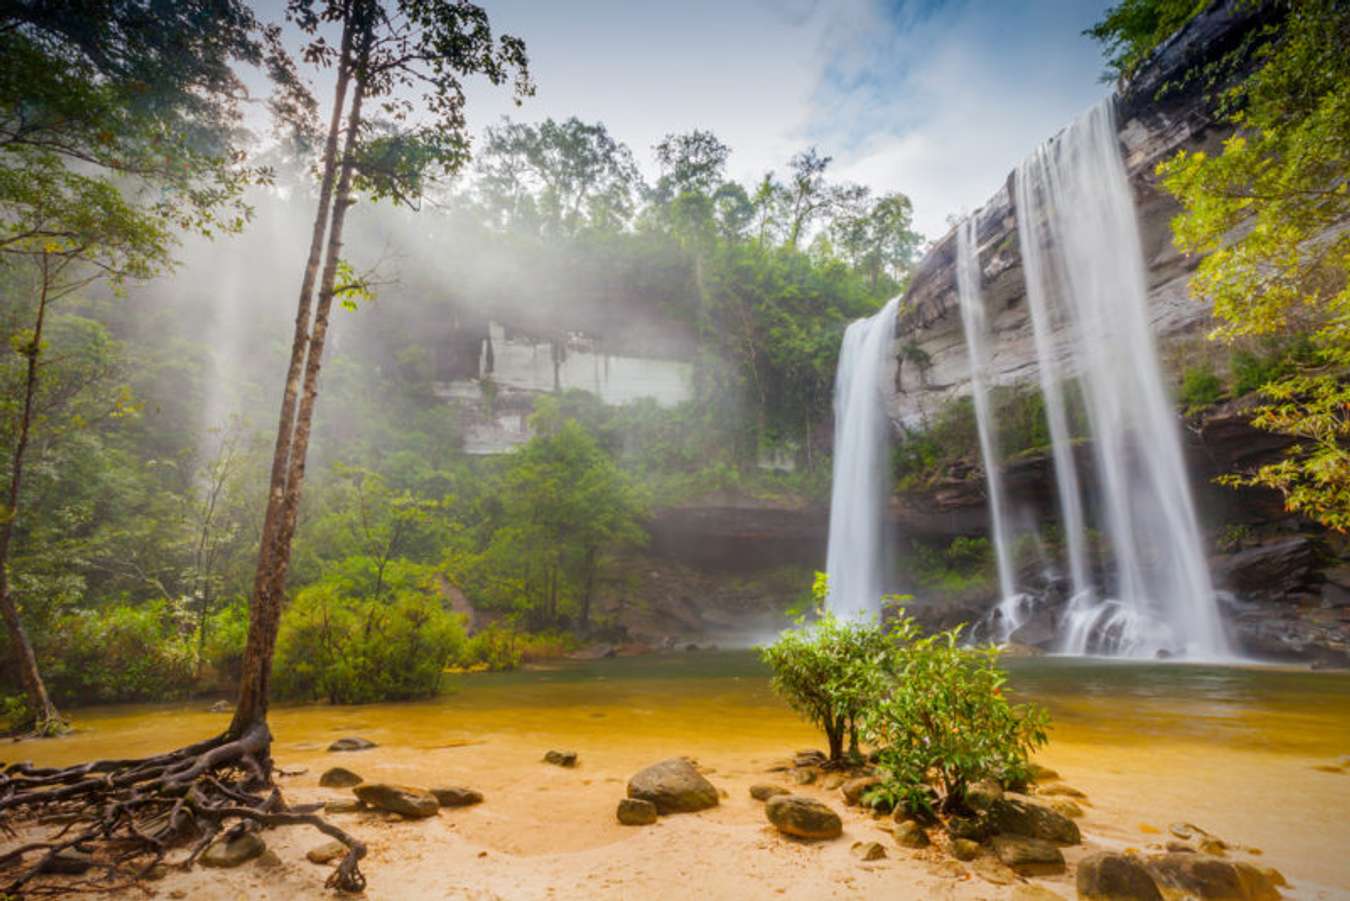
860;625;1049;816
1179;364;1224;412
273;581;467;704
43;601;197;704
760;575;913;762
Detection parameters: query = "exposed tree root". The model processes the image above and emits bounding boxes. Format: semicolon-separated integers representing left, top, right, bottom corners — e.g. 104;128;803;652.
0;721;366;895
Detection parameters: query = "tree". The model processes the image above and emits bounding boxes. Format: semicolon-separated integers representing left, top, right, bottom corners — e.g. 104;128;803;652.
783;147;833;249
1085;0;1209;81
0;0;272;738
830;189;922;291
0;0;530;893
476;116;642;235
1156;0;1350;532
448;405;646;633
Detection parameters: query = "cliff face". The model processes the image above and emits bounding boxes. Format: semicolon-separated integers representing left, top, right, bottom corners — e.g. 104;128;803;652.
888;0;1277;428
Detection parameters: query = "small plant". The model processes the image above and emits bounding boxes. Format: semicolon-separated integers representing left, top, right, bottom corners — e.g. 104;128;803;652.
760;574;912;763
1179;364;1224;413
861;624;1049;816
1215;523;1253;553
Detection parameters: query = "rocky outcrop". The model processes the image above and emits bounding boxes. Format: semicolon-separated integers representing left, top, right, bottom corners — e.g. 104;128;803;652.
887;0;1283;429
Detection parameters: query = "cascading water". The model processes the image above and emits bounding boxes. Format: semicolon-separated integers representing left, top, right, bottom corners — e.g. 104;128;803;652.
1013;96;1228;659
825;297;900;621
954;216;1026;640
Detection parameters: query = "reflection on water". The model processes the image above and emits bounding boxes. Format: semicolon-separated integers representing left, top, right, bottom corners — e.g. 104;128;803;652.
26;651;1350;766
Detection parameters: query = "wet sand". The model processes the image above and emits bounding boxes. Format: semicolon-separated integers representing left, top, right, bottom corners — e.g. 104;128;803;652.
8;653;1350;899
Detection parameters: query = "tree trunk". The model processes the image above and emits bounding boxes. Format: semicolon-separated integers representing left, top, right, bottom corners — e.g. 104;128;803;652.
0;254;62;734
228;15;356;739
578;546;597;633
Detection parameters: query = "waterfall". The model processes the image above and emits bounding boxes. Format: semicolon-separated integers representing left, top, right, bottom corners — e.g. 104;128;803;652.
1013;97;1228;659
825;297;900;621
954;217;1024;639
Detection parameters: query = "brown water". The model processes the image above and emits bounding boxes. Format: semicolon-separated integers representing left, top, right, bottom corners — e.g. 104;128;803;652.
13;653;1350;899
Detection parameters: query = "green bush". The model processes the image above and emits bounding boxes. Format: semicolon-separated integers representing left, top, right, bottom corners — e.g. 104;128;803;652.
861;625;1049;816
1179;364;1224;412
43;601;197;704
273;580;467;704
760;574;911;762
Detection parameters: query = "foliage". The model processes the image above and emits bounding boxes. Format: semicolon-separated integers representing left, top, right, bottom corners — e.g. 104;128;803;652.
42;601;197;704
446;407;647;632
861;625;1050;815
1157;0;1350;531
1086;0;1209;81
273;572;466;705
1179;364;1225;412
760;575;912;763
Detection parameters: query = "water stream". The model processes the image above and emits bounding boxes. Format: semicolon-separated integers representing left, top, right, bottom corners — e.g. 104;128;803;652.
824;297;899;620
1014;97;1228;659
955;215;1025;639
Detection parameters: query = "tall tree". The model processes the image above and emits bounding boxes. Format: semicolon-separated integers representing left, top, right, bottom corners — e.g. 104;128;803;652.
0;0;269;736
0;0;530;893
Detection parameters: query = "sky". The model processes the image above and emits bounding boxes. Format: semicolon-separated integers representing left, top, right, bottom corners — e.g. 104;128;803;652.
452;0;1116;239
251;0;1116;240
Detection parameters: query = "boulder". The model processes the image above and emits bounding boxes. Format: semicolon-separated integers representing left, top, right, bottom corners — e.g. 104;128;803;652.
988;796;1080;844
792;767;816;785
201;832;266;868
1037;783;1085;799
764;794;843;840
950;838;981;861
1147;853;1283;900
991;835;1065;873
319;766;363;788
749;783;789;801
840;775;881;806
893;819;930;848
352;783;439;819
946;815;991;841
965;779;1003;812
1048;798;1084;819
324;799;365;814
627;758;718;814
972;856;1018;886
823;773;847;790
616;798;658;826
543;750;578;767
851;840;886;861
431;787;483;807
794;750;827;767
327;737;377;752
306;840;347;865
1077;852;1163;901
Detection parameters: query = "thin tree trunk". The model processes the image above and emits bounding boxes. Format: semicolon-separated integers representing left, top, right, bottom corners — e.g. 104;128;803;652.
0;253;62;733
228;15;356;739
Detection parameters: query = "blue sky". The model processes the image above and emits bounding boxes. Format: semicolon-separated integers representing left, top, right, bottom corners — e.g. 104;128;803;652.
258;0;1115;238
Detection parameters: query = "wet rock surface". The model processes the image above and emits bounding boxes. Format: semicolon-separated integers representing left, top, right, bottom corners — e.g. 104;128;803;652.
327;736;377;752
201;832;266;868
626;757;718;814
616;798;658;826
318;766;363;788
352;783;439;819
431;786;483;807
764;794;843;840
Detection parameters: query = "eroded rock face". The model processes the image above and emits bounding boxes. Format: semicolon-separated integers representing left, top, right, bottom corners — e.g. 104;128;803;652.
626;758;718;814
1211;536;1318;601
764;794;843;840
352;783;439;819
